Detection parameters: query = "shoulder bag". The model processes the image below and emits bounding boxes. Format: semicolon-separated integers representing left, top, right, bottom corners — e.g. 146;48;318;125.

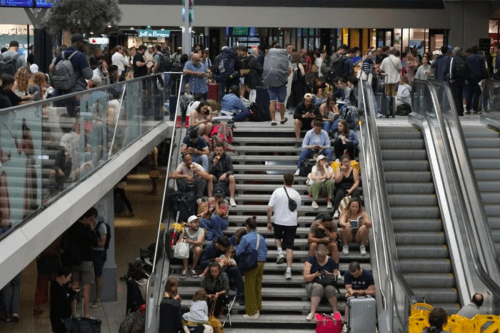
283;187;298;211
238;233;260;273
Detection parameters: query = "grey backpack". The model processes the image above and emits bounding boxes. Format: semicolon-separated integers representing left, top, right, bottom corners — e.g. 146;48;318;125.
51;51;78;90
0;53;21;76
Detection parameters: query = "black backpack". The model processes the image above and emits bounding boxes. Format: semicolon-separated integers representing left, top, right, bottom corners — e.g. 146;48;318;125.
249;102;271;122
61;225;82;266
299;159;315;177
452;55;471;80
156;52;172;73
326;55;346;83
0;53;21;76
96;220;112;250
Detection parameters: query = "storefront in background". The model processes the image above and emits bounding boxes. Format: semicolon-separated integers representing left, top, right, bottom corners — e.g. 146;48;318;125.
489;19;499;52
127;29;170;48
0;24;35;58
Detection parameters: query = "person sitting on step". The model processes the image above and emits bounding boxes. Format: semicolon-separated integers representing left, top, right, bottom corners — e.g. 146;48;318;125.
178;216;205;279
295;119;333;176
188;101;213;137
171;153;210;201
339;198;372;256
303;244;339;321
220;85;251;121
343;261;376;325
199;188;230;241
181;130;210;171
293;93;322;148
308;213;339;264
307;154;335;209
207;143;237;207
333;154;360;219
229;227;247;247
333;119;359;161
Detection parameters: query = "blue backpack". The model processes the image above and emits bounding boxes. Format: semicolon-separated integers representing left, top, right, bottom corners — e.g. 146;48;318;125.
213;48;236;83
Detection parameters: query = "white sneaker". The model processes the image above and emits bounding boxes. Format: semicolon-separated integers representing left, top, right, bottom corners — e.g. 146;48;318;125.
342;324;348;333
342;245;349;255
294;169;300;176
243;311;260;319
312;201;319;209
284;270;292;280
334;211;340;219
229;197;237;207
276;253;286;264
360;245;367;256
306;312;315;321
327;201;333;209
196;198;202;205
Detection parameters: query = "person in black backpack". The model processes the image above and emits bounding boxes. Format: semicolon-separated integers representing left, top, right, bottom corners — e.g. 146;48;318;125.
0;41;25;76
449;47;470;117
90;207;110;309
466;44;487;114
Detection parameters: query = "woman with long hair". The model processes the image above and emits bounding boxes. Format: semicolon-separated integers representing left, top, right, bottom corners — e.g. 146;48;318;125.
333;154;361;219
338;197;372;256
201;262;229;318
333;120;359;160
320;94;340;134
188;101;213;136
13;66;31;97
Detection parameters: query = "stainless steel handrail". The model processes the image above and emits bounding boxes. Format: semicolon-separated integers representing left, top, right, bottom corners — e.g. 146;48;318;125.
424;79;500;313
145;74;185;332
359;79;416;333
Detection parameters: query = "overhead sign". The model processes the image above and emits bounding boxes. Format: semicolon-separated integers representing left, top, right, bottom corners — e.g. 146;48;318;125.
0;0;34;7
138;29;170;38
233;27;249;36
89;38;109;45
35;0;58;7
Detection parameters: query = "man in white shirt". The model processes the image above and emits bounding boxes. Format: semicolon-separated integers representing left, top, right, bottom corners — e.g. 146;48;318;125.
267;173;302;280
111;46;130;78
380;47;402;97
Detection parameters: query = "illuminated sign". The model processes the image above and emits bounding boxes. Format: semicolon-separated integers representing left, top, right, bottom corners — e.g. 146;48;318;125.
89;38;110;45
35;0;58;7
0;0;34;7
138;30;170;38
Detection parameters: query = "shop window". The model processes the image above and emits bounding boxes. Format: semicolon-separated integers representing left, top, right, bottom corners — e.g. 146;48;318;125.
394;28;402;52
490;19;499;49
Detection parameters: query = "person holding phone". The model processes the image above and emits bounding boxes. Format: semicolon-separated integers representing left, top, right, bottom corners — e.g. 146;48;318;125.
50;267;79;333
293;93;322;148
338;198;372;256
294;119;332;176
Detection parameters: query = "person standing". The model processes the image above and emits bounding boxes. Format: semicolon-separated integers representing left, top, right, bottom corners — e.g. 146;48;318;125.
267;173;302;280
466;44;488;114
0;41;26;73
183;53;209;100
90;207;108;309
263;46;290;126
111;46;130;79
133;45;149;78
236;216;268;319
50;267;79;333
380;47;402;113
449;47;470;117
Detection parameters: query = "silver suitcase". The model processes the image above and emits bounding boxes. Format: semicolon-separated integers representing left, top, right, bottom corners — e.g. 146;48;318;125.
347;295;376;333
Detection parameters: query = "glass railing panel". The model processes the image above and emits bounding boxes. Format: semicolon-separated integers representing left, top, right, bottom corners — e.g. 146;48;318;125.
0;73;174;241
481;79;500;114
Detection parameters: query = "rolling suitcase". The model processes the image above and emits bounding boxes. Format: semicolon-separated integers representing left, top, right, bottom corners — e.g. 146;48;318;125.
379;93;395;118
208;83;220;101
347;296;376;333
159;298;182;333
255;87;270;118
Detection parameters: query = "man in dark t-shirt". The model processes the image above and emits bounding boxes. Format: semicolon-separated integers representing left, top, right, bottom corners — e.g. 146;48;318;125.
180;129;209;171
133;45;149;78
344;261;375;295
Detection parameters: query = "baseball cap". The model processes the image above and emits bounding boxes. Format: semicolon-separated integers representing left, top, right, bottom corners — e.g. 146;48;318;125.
71;34;88;43
214;188;224;196
187;215;199;223
30;64;39;74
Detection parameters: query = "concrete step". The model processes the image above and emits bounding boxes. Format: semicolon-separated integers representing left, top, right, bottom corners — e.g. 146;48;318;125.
234;164;296;172
232;146;300;153
232;155;302;162
227;215;338;227
232;137;299;145
235;174;306;182
237;184;309;192
228;204;333;215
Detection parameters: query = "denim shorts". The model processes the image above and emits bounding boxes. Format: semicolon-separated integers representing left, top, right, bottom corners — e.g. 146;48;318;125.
268;86;287;103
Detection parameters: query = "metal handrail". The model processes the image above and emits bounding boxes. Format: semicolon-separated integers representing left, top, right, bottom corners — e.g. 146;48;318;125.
422;79;500;312
145;74;185;332
359;79;416;332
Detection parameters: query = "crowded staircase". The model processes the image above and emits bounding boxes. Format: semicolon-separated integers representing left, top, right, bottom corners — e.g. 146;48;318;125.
462;125;500;259
170;120;371;332
377;124;460;314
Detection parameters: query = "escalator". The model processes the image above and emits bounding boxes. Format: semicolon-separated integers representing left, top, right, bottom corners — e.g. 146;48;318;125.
378;125;460;314
462;126;500;259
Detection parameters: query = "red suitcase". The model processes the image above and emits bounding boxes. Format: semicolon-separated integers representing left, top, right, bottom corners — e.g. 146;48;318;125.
208;83;220;101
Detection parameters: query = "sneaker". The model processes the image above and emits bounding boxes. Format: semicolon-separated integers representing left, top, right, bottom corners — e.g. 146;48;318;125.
294;169;300;176
243;311;260;319
190;270;199;278
465;110;471;115
91;301;101;308
342;245;349;255
284;270;292;280
276;253;286;264
306;312;315;321
196;198;202;205
342;324;348;333
238;296;246;306
271;121;277;126
180;269;188;279
294;141;302;148
360;245;367;256
280;117;288;125
3;318;11;322
229;198;237;207
327;201;333;209
312;201;319;210
11;314;19;322
334;211;339;219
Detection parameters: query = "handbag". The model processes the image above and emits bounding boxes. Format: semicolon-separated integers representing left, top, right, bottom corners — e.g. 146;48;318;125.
208;301;223;333
338;195;352;214
315;312;342;333
174;240;190;259
238;233;260;273
313;273;338;287
306;173;314;186
283;187;298;212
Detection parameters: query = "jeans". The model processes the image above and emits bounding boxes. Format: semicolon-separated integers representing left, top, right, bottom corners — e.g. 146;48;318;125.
297;148;333;168
323;119;340;133
466;81;482;112
450;81;465;116
191;154;209;171
1;272;22;319
200;214;229;241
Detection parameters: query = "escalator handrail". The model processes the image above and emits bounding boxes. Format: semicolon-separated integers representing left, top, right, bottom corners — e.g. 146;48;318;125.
413;79;500;307
145;74;185;331
428;79;500;300
359;80;417;331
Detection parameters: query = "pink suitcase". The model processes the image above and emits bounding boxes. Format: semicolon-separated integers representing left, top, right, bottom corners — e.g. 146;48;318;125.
316;312;342;333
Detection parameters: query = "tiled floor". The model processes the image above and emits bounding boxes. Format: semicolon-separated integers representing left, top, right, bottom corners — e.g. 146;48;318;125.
0;165;166;333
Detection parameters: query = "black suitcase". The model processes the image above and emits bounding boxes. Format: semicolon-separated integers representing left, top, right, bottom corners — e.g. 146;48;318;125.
159;298;182;333
379;93;395;118
255;87;270;118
